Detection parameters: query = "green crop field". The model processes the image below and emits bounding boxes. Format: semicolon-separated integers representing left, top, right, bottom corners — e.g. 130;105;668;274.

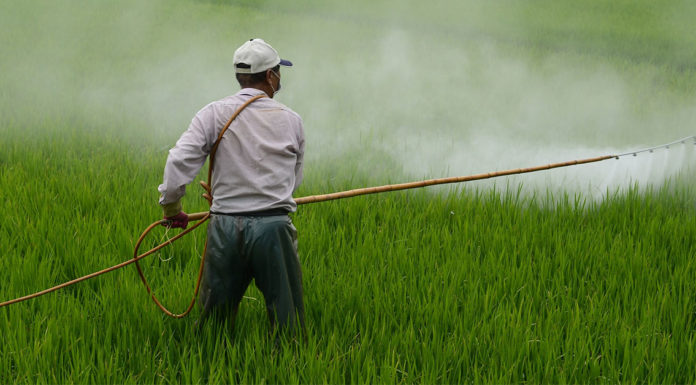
2;0;696;383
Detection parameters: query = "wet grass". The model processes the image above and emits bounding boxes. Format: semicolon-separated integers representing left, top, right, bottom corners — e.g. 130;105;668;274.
2;120;696;383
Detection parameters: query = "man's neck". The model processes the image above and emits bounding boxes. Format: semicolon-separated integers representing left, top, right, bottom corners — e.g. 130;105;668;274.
246;84;273;98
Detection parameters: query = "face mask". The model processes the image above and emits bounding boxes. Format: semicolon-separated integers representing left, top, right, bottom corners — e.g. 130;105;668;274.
269;70;281;95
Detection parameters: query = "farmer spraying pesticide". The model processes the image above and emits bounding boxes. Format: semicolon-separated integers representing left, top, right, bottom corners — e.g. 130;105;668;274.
2;37;693;344
157;38;306;334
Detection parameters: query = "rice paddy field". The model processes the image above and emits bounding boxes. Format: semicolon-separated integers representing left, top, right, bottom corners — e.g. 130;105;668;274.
2;0;696;383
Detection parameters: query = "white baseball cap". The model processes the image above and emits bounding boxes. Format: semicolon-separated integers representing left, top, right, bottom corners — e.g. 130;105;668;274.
233;38;293;74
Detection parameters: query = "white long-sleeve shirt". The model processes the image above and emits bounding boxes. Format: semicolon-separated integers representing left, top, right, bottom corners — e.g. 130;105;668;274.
158;88;304;214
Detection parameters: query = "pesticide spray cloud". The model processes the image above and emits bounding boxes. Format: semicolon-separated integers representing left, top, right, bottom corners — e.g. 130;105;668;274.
2;0;695;199
280;1;696;199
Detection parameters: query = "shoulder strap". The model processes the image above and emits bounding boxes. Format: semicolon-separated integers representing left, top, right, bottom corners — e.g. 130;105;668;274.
208;94;266;179
200;94;266;205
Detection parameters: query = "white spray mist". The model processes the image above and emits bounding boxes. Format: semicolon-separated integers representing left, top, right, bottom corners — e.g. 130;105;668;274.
3;0;695;200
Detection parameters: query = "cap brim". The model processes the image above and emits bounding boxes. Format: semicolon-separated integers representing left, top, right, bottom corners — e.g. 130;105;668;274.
279;59;293;67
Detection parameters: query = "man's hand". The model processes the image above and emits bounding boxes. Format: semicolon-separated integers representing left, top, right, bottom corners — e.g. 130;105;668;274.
163;212;189;229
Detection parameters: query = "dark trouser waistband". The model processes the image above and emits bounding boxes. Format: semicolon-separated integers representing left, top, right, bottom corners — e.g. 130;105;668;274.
210;208;290;217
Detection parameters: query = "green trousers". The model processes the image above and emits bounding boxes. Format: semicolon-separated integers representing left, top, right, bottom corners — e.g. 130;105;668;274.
198;214;305;332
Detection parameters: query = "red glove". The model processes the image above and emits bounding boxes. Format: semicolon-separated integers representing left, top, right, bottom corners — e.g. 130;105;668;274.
163;212;189;229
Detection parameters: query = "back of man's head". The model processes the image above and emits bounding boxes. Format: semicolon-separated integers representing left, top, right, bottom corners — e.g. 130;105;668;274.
233;39;291;88
235;65;279;88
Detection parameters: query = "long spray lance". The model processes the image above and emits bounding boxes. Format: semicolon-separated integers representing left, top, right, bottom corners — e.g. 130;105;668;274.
1;135;695;313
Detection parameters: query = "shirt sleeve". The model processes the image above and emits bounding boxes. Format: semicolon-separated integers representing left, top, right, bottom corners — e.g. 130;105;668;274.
158;106;217;206
293;117;305;193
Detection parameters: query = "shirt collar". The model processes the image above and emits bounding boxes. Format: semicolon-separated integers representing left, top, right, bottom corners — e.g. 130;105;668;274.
238;88;270;98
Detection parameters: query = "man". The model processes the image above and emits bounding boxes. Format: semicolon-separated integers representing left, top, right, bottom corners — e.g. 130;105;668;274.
157;38;305;334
